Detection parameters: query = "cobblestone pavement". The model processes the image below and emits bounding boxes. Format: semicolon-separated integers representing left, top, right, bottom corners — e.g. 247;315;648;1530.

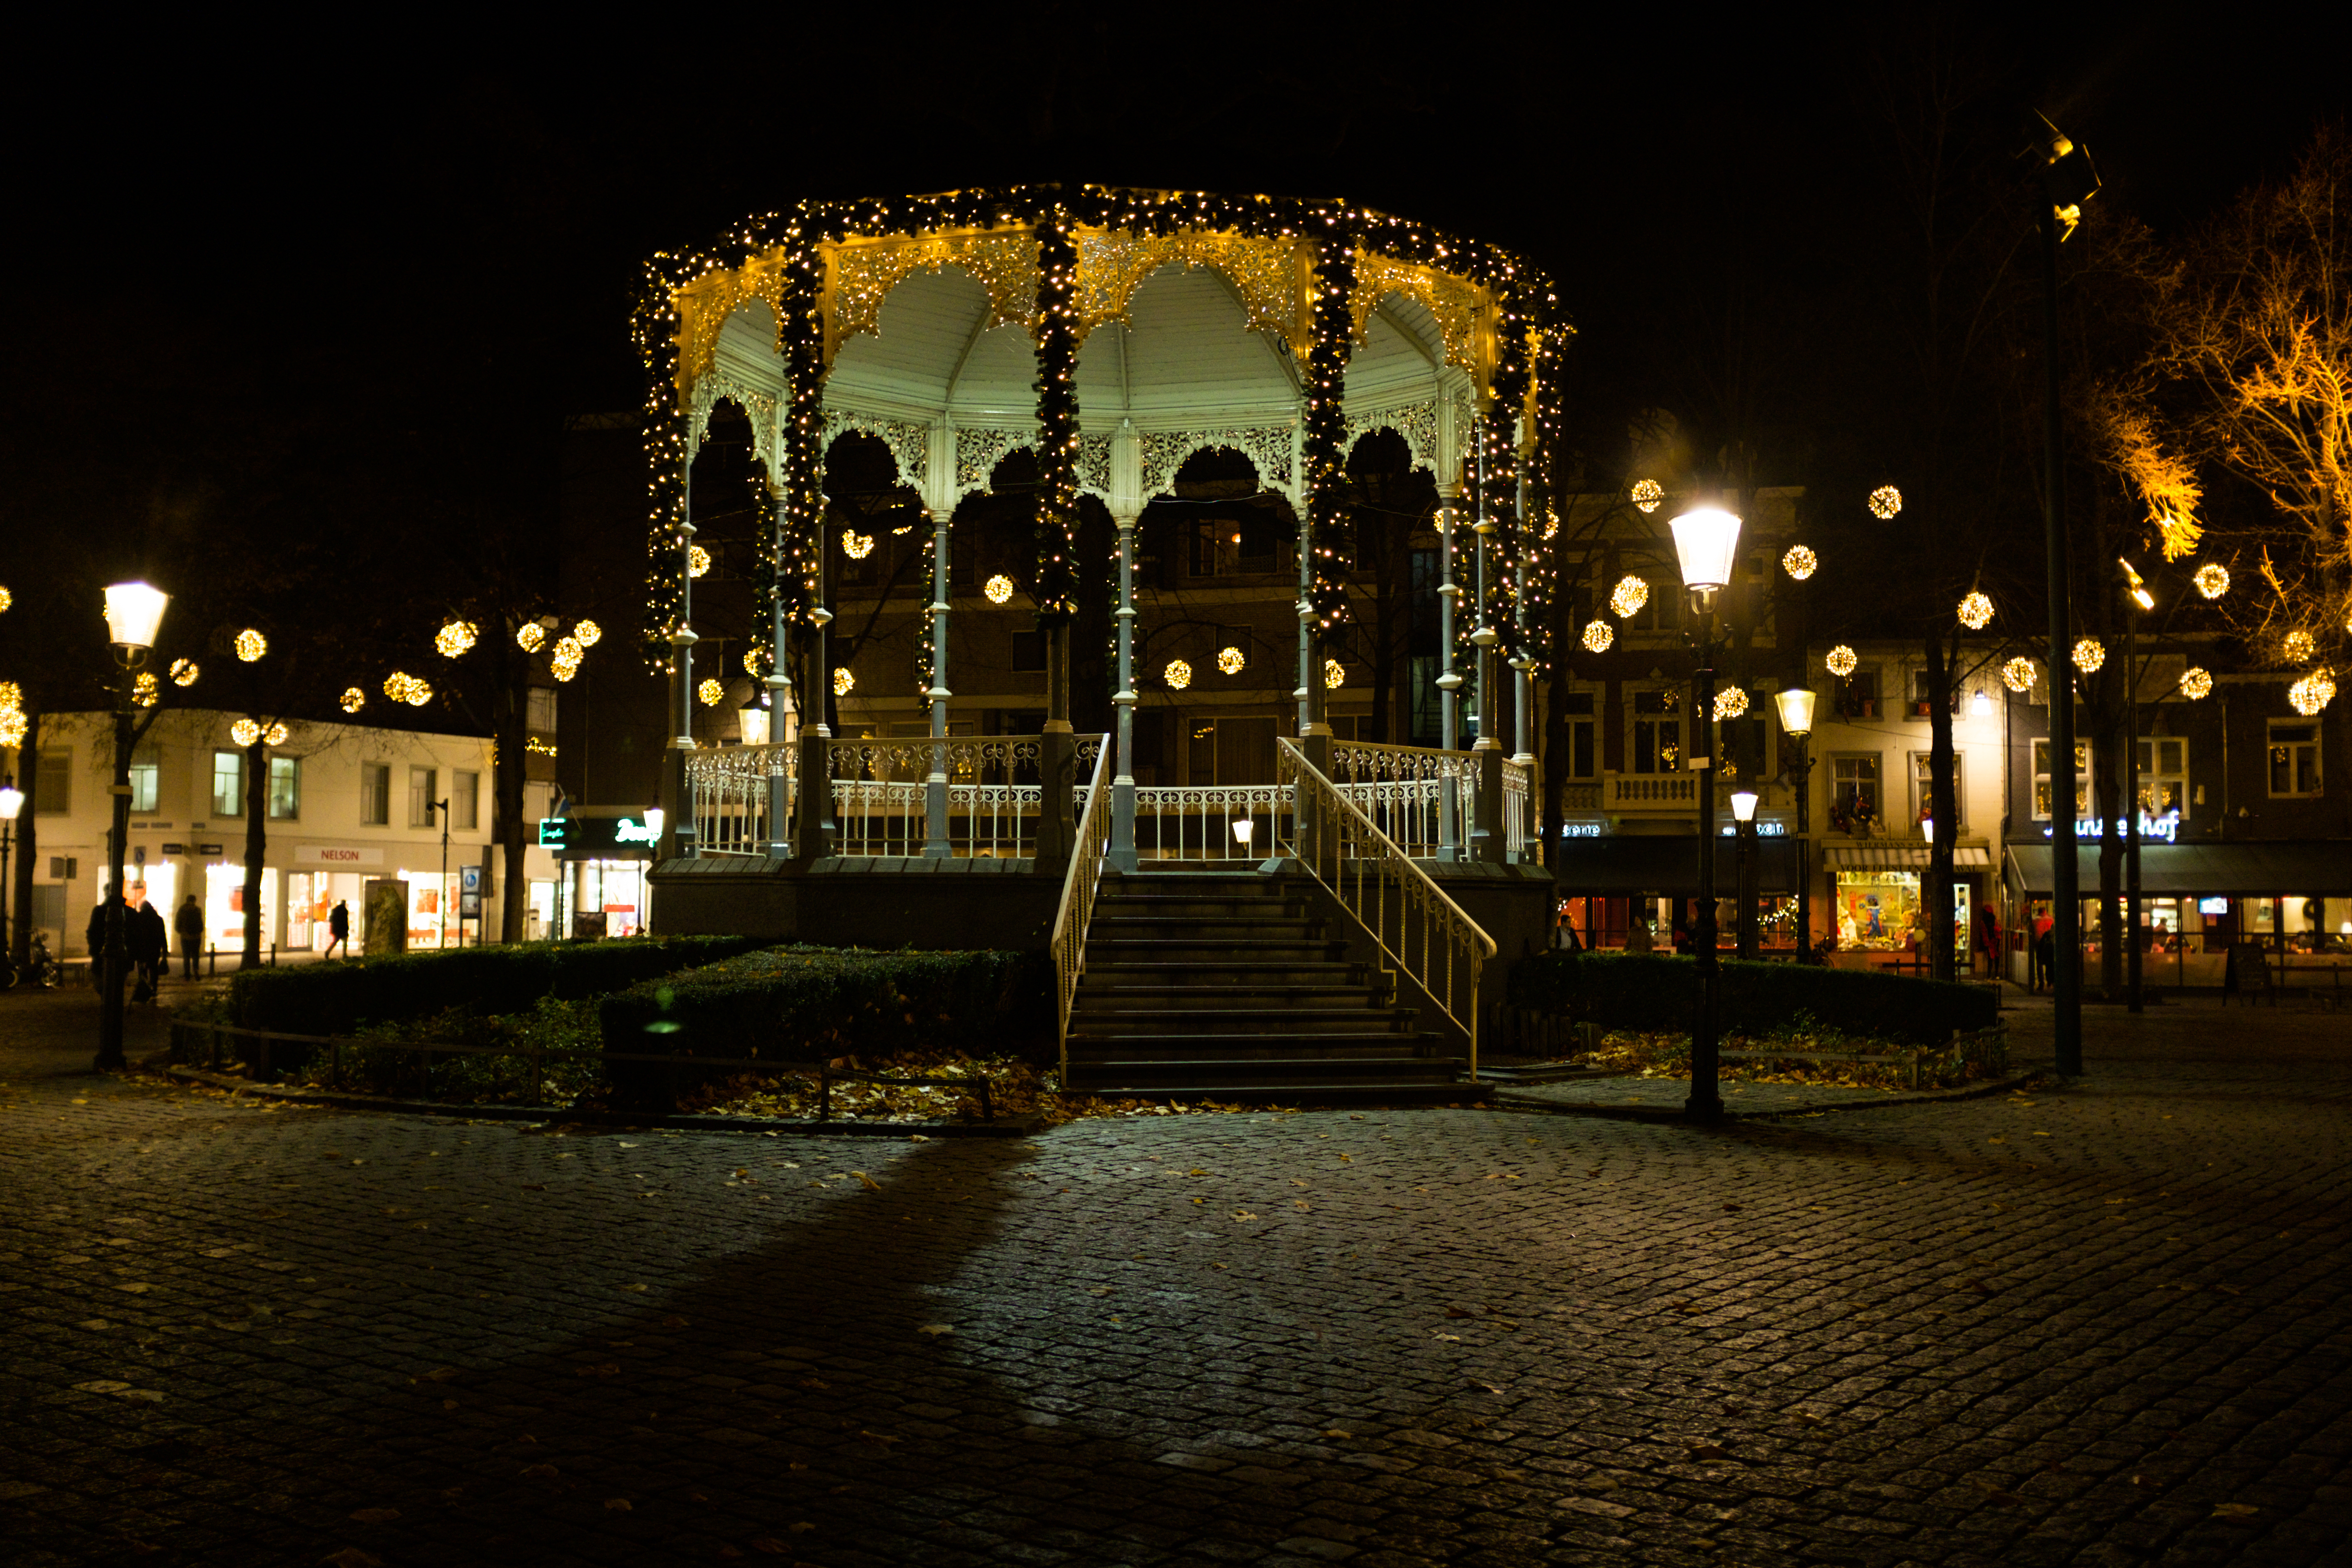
3;991;2350;1567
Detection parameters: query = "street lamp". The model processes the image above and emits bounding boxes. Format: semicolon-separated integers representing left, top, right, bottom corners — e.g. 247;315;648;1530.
97;580;168;1071
2120;558;2149;1014
1730;785;1759;962
1774;685;1817;965
0;777;21;974
1671;505;1742;1123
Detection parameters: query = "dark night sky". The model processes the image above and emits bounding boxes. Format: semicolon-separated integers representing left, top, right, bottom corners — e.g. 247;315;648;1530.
3;11;2346;512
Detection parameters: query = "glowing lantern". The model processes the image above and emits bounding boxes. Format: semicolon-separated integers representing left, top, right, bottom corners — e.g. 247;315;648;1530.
234;628;268;662
133;673;158;707
1217;646;1246;675
516;622;547;652
1957;591;1994;630
1324;658;1346;689
1609;575;1649;618
841;530;874;560
435;620;478;658
2073;638;2105;674
550;637;584;683
2002;656;2037;692
1630;478;1663;514
1781;545;1817;581
340;687;367;713
1163;659;1192;690
572;619;602;648
265;723;288;747
832;667;856;697
2289;668;2335;716
231;719;261;746
2179;666;2213;700
697;677;724;707
2193;563;2230;600
688;545;712;577
1713;686;1749;720
1868;485;1902;519
984;574;1016;604
1825;645;1858;679
1581;620;1614;653
2284;629;2315;664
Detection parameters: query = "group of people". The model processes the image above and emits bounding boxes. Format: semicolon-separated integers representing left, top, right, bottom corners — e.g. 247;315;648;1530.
82;888;352;999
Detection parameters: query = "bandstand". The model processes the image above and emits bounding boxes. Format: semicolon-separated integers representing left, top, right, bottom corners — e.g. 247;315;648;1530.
639;187;1561;1093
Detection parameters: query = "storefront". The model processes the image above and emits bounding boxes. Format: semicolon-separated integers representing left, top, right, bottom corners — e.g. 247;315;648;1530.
1550;834;1801;953
540;810;660;939
1822;842;1991;969
2004;841;2352;987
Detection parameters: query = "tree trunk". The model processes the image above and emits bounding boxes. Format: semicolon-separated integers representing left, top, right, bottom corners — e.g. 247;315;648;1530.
10;707;38;968
2090;699;2125;999
495;622;529;944
1070;503;1115;738
242;740;267;968
1539;583;1575;875
1925;632;1958;982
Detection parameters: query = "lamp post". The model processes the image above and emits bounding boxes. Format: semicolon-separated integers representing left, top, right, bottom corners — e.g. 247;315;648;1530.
2037;113;2098;1077
1730;785;1759;960
1774;685;1816;963
2120;558;2152;1013
0;778;21;977
97;581;168;1072
1671;505;1742;1123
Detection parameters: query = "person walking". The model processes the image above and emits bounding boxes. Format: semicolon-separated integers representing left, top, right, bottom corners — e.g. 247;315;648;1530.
324;899;351;960
174;894;204;979
2033;915;2056;996
1977;906;2002;980
127;894;167;1002
86;890;122;992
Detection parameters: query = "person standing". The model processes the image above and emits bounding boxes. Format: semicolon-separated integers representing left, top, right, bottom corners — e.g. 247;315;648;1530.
127;893;167;1001
324;898;351;960
1977;906;2002;980
174;894;205;979
86;889;122;992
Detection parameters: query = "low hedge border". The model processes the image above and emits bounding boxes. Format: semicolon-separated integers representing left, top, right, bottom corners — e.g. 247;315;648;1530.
597;945;1052;1111
220;935;769;1035
1507;951;1995;1045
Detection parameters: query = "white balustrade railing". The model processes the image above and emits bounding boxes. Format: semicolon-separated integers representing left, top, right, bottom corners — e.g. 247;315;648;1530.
1051;739;1116;1080
1326;740;1476;860
1501;759;1532;861
1130;785;1289;861
686;743;794;857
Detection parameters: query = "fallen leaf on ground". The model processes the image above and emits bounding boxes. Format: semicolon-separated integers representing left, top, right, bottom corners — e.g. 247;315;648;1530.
854;1171;882;1191
2213;1503;2259;1521
1444;1306;1474;1319
1687;1443;1731;1461
619;1284;649;1293
348;1508;400;1523
604;1498;632;1511
748;1540;787;1556
1231;1210;1256;1221
519;1463;559;1479
1323;1429;1352;1439
660;1315;690;1328
916;1324;954;1336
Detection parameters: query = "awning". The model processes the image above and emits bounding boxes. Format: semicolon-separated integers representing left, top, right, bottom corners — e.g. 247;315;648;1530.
1552;836;1799;895
2005;842;2352;897
1825;843;1992;870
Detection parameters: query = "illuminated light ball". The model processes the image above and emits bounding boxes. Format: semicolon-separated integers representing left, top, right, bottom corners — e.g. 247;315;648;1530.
0;710;23;748
1826;645;1859;679
697;677;725;707
1781;545;1817;582
571;619;602;648
1631;478;1663;514
1217;646;1246;675
743;648;767;676
1957;591;1994;630
171;658;199;686
2284;628;2315;664
234;628;268;662
832;667;856;698
0;585;11;612
2290;668;2336;716
549;637;584;683
983;574;1016;604
2072;637;2105;674
1609;575;1650;618
340;686;367;714
402;676;433;707
1324;658;1347;690
688;544;712;578
1582;619;1615;653
516;621;547;652
2002;656;2038;692
134;672;159;707
2179;665;2214;700
0;680;18;709
265;723;289;747
1713;686;1749;721
435;619;478;659
1163;658;1192;691
841;530;875;560
1868;485;1903;519
384;671;433;706
230;718;262;747
2193;563;2230;600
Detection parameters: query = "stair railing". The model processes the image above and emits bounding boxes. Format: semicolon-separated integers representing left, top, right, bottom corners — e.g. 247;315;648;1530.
1049;735;1117;1082
1278;737;1497;1078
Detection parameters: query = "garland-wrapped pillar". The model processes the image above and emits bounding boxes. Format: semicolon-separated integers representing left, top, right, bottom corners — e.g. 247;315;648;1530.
922;501;953;857
773;254;835;863
1300;234;1356;770
658;461;700;869
1468;419;1504;864
1108;422;1143;871
1030;215;1081;870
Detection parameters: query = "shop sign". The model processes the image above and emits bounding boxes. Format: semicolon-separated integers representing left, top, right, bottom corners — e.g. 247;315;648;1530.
2041;809;2180;844
198;843;223;856
542;812;664;855
1560;821;1606;838
293;845;387;867
162;843;185;855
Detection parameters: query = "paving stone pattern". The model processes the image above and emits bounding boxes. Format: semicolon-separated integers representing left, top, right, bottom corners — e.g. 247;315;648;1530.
2;991;2349;1566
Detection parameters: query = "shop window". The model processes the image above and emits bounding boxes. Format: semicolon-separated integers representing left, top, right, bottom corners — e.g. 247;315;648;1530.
409;766;439;828
1829;754;1881;833
2137;737;2188;819
2269;722;2321;797
360;764;390;826
128;746;160;814
2032;739;2091;821
1560;691;1597;780
1908;752;1964;830
1837;667;1882;720
212;750;245;818
1629;689;1681;774
267;757;300;821
453;771;479;832
36;748;69;815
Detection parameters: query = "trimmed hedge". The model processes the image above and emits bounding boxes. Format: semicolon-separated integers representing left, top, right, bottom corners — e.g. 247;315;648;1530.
598;945;1051;1072
225;936;769;1035
1507;952;1995;1045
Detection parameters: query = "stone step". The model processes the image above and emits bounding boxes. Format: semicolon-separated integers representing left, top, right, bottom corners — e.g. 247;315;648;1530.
1069;1007;1417;1036
1085;939;1351;964
1088;915;1327;941
1079;962;1368;989
1073;983;1373;1008
1065;1057;1469;1092
1066;1031;1445;1060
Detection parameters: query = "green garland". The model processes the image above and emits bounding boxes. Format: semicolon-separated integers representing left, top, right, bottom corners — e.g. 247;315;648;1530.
1303;232;1356;635
1031;214;1081;625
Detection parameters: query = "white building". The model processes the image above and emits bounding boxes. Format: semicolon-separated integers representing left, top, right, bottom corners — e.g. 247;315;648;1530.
16;709;562;958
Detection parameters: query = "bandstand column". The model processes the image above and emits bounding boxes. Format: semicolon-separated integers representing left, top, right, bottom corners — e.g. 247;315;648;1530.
659;455;700;865
922;504;953;858
1434;483;1464;860
766;476;793;860
1108;421;1143;871
1469;430;1504;865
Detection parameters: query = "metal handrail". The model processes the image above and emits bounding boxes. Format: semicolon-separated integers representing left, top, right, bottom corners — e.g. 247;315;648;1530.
1049;736;1117;1083
1277;738;1496;1078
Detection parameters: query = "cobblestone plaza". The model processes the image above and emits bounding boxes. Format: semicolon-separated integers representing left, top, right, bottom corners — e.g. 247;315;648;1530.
2;996;2347;1566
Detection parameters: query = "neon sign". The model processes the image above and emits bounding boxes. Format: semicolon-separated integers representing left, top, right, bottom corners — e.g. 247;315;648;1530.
2040;809;2180;844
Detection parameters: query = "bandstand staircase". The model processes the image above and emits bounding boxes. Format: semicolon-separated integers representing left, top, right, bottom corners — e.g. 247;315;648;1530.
1064;872;1476;1102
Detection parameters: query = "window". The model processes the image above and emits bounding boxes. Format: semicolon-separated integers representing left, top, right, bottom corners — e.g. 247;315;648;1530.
128;746;160;813
2270;722;2321;797
1631;581;1681;635
1560;691;1597;780
32;884;65;936
36;748;69;815
267;757;300;821
1009;631;1046;673
1831;754;1881;832
1838;667;1882;720
453;771;479;832
409;766;439;828
1189;520;1236;578
527;686;558;732
1908;752;1964;830
1907;668;1944;719
360;764;390;825
2137;737;2188;819
212;750;245;817
2033;739;2091;821
1630;689;1681;774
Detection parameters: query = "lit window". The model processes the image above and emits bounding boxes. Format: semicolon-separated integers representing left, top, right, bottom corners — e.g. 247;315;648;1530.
1908;752;1964;830
212;750;244;818
1831;755;1881;832
267;757;300;821
453;771;479;832
128;747;160;814
2032;740;2091;821
2269;723;2321;798
1630;689;1680;774
361;764;390;826
409;767;439;828
2136;738;2188;820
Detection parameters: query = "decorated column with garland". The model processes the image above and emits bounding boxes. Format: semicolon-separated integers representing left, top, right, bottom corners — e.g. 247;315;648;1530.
1300;230;1357;760
921;418;957;858
1107;420;1143;871
774;244;835;861
1030;213;1081;869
